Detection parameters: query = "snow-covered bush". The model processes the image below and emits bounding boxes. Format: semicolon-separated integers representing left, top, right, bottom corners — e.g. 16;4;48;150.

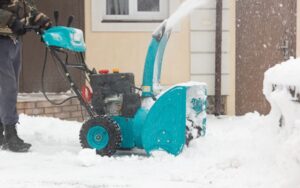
264;57;300;127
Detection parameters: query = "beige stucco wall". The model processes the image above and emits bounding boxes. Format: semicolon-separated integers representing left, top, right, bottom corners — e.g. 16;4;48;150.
84;0;190;86
226;0;236;115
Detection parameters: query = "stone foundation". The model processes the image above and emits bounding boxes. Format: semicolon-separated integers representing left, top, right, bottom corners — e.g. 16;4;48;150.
17;93;87;122
206;96;227;115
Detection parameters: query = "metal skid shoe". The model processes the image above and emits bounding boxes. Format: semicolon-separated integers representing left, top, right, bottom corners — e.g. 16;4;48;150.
79;116;122;156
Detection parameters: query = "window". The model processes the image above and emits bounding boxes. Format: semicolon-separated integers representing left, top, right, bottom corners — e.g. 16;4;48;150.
106;0;129;15
138;0;160;12
91;0;180;32
103;0;168;22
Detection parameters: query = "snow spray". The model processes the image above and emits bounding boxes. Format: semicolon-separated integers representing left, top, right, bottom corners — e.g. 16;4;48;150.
166;0;208;31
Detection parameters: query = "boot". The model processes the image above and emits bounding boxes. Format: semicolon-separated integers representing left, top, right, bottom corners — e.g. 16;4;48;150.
0;123;3;146
3;124;31;152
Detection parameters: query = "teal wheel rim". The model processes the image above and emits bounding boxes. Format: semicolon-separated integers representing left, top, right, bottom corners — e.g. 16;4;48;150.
87;126;109;150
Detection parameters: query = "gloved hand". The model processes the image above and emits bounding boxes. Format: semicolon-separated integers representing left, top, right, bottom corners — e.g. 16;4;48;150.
9;19;26;36
32;13;52;30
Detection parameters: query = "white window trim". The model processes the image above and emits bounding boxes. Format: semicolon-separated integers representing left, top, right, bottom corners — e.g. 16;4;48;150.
103;0;168;21
92;0;181;32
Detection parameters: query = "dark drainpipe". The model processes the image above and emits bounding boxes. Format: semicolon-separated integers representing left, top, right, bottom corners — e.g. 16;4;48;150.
215;0;223;116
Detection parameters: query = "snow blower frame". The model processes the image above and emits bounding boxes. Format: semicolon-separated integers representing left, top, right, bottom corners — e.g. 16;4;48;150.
33;15;207;156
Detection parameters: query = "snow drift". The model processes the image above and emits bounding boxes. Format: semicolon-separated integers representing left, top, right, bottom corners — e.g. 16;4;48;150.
263;57;300;127
0;113;300;188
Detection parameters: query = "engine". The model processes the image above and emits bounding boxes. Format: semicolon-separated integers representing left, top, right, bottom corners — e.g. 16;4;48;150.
90;72;141;118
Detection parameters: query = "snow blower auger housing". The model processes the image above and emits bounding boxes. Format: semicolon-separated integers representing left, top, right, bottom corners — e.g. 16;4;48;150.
38;15;207;156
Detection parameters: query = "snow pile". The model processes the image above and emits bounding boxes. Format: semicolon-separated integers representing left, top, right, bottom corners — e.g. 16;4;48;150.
263;58;300;91
263;57;300;127
0;113;300;187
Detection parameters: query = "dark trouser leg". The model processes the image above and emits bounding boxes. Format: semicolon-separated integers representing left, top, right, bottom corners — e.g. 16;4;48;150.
0;38;31;152
0;121;3;145
0;38;20;147
0;38;20;126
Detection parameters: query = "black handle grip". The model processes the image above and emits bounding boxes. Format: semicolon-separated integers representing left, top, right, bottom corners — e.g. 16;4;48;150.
67;15;74;27
54;10;59;26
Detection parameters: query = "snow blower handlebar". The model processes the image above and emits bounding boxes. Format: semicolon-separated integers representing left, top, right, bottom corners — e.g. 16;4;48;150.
24;25;44;34
24;12;97;118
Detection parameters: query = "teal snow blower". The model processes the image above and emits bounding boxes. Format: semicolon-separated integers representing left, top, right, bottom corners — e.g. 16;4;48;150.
33;13;207;156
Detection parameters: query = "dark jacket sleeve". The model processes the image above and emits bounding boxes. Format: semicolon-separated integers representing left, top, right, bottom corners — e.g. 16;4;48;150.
0;8;13;27
0;0;45;28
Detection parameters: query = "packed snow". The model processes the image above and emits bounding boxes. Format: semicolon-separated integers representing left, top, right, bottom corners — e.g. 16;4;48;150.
0;113;300;188
264;57;300;127
264;57;300;94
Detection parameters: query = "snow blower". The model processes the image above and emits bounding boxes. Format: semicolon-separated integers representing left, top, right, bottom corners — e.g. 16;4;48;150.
32;12;207;156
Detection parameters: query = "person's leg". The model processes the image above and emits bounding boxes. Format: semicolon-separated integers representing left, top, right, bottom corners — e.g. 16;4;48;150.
0;121;3;145
0;38;17;147
0;38;19;126
0;38;31;152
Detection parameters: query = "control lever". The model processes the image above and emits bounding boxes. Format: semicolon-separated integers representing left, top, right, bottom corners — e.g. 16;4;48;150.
67;15;74;27
54;10;59;26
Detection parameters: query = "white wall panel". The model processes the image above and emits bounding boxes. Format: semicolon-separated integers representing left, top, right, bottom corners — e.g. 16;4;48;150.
189;1;232;96
191;75;230;95
191;31;230;53
190;10;230;31
191;53;230;74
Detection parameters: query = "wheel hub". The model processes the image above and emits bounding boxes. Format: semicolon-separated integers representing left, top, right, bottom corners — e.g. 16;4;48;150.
95;135;102;141
87;126;109;150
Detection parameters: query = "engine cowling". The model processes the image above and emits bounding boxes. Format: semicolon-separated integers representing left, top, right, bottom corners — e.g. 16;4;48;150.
90;73;141;118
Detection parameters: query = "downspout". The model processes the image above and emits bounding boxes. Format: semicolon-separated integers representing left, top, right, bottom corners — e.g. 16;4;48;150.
215;0;223;116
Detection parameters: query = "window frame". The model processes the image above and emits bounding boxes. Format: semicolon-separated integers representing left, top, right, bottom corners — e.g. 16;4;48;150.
92;0;181;32
103;0;169;22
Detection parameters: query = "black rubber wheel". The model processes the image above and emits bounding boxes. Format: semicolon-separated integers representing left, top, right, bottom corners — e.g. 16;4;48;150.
79;116;122;156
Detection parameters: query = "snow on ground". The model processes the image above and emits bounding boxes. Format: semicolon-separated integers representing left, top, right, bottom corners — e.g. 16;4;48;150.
0;113;300;188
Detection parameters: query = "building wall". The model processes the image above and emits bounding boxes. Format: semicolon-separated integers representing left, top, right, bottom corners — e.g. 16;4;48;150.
236;0;296;115
228;0;236;115
189;0;236;115
84;0;190;86
296;0;300;57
